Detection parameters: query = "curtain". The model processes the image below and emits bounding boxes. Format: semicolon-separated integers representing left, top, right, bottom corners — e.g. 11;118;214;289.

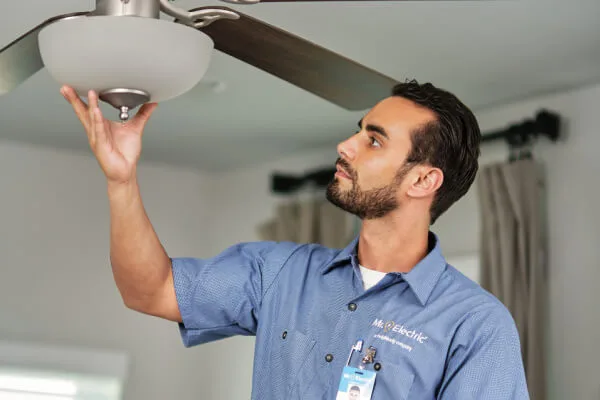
478;158;547;400
257;197;356;248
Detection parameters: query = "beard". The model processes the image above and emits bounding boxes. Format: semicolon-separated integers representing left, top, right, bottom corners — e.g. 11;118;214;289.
326;158;411;220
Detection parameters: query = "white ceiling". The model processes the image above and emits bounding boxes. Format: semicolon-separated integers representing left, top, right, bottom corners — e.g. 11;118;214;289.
1;0;599;172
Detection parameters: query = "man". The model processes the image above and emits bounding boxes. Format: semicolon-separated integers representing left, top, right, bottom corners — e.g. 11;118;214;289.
62;79;529;400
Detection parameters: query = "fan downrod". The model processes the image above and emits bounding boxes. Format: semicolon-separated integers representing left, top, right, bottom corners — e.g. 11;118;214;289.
93;0;161;18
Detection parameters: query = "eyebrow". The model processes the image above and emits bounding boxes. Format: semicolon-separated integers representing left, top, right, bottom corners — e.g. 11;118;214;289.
357;118;389;140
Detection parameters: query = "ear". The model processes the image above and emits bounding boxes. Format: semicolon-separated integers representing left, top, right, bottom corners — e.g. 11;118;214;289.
406;166;443;199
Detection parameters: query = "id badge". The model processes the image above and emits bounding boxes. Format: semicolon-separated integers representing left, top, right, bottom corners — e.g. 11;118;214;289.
335;366;376;400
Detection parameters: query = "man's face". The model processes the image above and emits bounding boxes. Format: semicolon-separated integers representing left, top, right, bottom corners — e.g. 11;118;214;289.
326;96;436;220
348;388;360;400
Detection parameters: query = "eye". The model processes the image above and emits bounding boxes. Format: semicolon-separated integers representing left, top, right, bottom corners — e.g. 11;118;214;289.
369;136;382;148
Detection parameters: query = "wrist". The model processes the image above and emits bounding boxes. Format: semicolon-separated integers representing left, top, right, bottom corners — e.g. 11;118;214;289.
107;178;139;199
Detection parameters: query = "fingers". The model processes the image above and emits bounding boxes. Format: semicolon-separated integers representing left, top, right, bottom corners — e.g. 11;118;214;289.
88;93;97;148
87;88;100;111
132;102;159;133
88;91;110;150
60;86;90;131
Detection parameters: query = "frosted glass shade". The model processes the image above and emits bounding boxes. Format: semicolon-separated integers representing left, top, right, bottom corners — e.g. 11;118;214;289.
38;16;214;103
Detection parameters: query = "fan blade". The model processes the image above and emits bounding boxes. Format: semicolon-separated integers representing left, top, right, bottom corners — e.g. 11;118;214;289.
189;6;398;110
0;12;89;95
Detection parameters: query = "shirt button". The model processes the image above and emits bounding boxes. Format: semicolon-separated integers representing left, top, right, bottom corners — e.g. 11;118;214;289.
374;362;382;371
282;331;287;339
325;354;334;362
347;303;357;311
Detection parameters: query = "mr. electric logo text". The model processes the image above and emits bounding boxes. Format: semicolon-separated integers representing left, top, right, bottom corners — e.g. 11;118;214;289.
371;319;428;344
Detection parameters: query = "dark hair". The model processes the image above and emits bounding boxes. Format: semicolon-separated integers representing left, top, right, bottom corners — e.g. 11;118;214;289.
392;79;481;225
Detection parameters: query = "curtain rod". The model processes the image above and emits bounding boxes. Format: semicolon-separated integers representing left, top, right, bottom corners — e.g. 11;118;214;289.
270;109;561;194
481;109;560;145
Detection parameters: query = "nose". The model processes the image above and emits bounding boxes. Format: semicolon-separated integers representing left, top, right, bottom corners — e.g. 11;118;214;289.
337;136;357;161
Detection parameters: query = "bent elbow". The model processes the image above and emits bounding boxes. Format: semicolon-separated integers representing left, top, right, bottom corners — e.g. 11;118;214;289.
122;296;143;312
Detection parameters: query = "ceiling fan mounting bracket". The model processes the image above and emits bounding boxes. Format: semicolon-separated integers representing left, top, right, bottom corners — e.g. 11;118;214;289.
159;0;240;28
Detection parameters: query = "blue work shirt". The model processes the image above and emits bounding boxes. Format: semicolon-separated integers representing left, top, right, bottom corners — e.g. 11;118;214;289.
172;233;529;400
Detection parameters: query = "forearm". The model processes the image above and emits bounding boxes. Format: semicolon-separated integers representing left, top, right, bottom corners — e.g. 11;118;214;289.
107;178;172;311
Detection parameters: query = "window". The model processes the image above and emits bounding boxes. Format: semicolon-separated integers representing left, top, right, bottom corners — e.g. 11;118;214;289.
0;341;128;400
0;367;123;400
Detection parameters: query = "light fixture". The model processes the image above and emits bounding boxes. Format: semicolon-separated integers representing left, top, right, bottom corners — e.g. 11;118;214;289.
36;0;236;121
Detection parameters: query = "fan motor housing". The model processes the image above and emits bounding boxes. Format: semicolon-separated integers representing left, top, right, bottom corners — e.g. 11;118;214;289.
93;0;160;18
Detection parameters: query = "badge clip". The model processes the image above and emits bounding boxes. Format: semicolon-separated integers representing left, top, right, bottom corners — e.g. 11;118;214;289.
359;346;377;369
346;339;363;367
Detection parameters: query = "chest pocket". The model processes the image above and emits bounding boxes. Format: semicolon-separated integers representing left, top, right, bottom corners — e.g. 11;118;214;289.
372;360;415;400
269;326;317;396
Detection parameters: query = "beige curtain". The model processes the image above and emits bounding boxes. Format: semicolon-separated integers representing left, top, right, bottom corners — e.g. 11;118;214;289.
257;197;356;248
478;158;547;400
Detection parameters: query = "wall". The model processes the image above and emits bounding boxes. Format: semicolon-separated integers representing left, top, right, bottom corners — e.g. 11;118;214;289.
206;82;600;400
0;141;219;400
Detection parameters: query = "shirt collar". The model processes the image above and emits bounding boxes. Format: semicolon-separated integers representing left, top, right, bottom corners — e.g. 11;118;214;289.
323;236;359;271
323;232;447;306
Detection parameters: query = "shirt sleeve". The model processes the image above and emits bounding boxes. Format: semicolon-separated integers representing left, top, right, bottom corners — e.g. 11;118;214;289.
171;241;299;347
437;305;530;400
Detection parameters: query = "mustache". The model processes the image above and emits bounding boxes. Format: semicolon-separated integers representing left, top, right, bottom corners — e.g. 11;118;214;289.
336;158;355;178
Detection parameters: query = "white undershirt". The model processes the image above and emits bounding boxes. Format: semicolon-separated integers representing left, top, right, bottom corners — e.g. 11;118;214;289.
359;265;387;290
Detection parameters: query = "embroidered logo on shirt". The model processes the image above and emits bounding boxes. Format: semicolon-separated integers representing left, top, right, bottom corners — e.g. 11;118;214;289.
371;318;428;344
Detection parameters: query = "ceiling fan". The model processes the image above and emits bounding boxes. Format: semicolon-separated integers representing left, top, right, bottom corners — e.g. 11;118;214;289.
0;0;400;121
